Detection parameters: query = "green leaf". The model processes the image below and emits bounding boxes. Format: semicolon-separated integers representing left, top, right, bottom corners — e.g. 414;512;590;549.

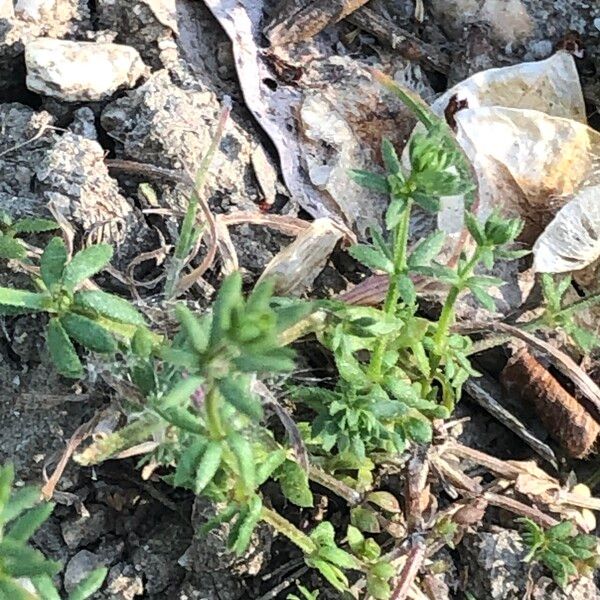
233;349;295;373
367;574;392;600
276;461;313;508
31;574;61;600
465;211;485;245
173;439;206;488
547;521;575;541
467;275;505;288
47;318;83;378
13;218;58;234
67;567;108;600
210;271;243;345
318;546;359;570
308;559;349;592
74;290;145;326
404;416;432;443
131;327;155;358
411;264;459;285
469;286;497;312
370;228;392;260
571;534;598;550
385;197;408;229
349;170;390;195
60;313;117;354
371;560;395;580
175;304;208;354
0;235;26;259
218;376;263;421
159;376;204;410
62;244;113;291
0;539;61;578
231;496;262;555
6;502;54;542
346;525;365;553
256;449;287;485
408;231;445;267
40;237;67;289
350;506;380;533
398;275;416;305
412;192;440;213
348;244;394;274
2;486;40;524
195;441;223;494
228;433;255;496
381;138;401;175
0;287;47;311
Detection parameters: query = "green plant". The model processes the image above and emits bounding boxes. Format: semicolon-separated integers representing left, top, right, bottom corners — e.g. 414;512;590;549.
295;78;525;467
518;518;600;589
0;463;106;599
0;238;151;377
0;211;57;261
539;274;600;352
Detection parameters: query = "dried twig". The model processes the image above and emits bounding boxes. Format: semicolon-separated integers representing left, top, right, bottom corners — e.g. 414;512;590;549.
391;537;426;600
347;7;450;73
465;378;558;467
41;412;103;500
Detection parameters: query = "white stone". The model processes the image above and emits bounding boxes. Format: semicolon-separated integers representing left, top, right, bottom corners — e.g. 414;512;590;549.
25;38;147;101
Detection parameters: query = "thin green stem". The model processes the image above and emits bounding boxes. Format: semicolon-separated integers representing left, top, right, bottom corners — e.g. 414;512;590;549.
432;250;480;354
261;506;316;555
369;199;413;380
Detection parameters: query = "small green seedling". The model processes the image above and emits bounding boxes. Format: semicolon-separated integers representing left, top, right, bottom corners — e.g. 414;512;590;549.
518;518;600;589
0;211;57;261
0;463;107;599
0;238;148;377
539;274;600;353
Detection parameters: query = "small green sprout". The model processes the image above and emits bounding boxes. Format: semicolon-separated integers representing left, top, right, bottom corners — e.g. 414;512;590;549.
287;585;320;600
518;518;600;589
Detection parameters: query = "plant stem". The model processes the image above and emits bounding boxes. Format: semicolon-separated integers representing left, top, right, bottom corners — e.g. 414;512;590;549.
369;199;413;380
205;386;226;439
432;250;480;354
261;506;316;555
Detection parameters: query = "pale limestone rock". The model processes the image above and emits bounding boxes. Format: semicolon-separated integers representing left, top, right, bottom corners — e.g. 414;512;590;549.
25;38;147;101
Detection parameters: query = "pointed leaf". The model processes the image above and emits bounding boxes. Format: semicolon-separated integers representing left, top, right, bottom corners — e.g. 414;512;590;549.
276;461;313;508
349;170;389;194
62;244;113;291
349;245;393;274
195;441;223;494
0;235;26;259
218;376;263;420
13;218;58;234
381;138;401;175
408;231;445;267
175;304;208;353
74;290;145;325
47;318;83;378
60;313;116;354
40;237;67;289
6;502;54;542
0;287;47;310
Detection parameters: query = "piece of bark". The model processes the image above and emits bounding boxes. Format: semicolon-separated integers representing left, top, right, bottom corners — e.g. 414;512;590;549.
501;346;600;458
265;0;371;46
346;7;450;73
